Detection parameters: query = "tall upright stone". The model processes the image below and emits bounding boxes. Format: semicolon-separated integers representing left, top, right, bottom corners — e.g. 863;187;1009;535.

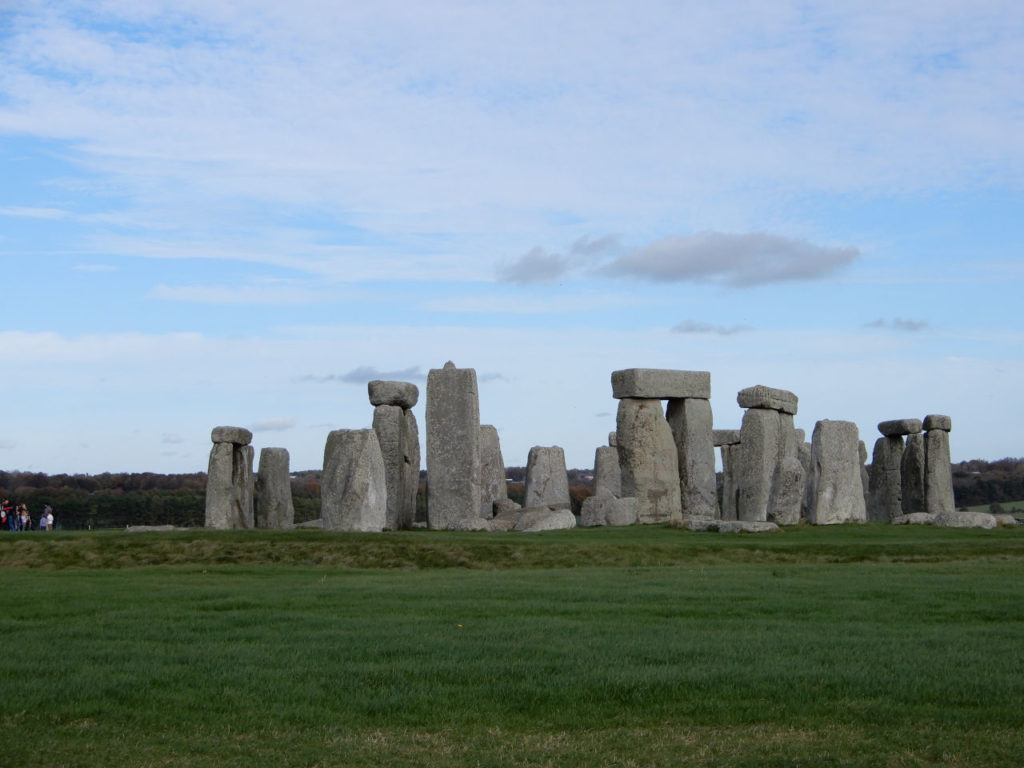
479;425;508;517
426;362;481;530
924;414;955;515
666;396;717;520
593;445;622;499
405;410;422;524
369;380;420;530
205;426;255;529
524;445;571;509
901;433;926;514
736;408;781;522
809;420;867;525
616;398;681;524
255;447;295;529
867;436;904;522
714;430;742;522
321;429;386;532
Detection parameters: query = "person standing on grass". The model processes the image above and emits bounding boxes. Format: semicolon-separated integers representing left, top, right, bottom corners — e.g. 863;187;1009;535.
42;504;53;531
46;508;54;531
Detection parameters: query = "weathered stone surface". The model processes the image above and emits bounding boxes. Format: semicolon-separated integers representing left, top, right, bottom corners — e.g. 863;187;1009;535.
255;447;295;529
608;432;618;447
611;369;711;400
295;518;324;529
321;429;386;532
891;513;936;525
797;441;814;520
667;397;717;520
923;414;952;432
809;420;867;525
925;428;955;515
859;440;870;513
403;410;421;525
205;441;255;529
736;385;798;415
524;445;571;509
211;425;252;445
593;445;622;499
426;362;481;530
719;443;740;521
768;456;804;525
373;405;409;530
514;506;577;532
901;433;926;514
492;498;522;517
736;408;781;522
449;517;492;531
616;398;681;524
679;518;780;533
794;429;805;443
367;380;419;409
878;419;923;437
995;514;1020;527
479;425;508;517
580;495;637;527
933;510;996;529
867;436;904;522
712;429;741;447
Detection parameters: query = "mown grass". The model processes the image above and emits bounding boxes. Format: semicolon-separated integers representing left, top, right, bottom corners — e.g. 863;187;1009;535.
1;526;1022;767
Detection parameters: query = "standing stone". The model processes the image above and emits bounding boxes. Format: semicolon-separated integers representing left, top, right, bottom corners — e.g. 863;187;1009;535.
255;447;295;529
736;408;782;522
524;446;571;509
924;415;955;515
797;441;814;520
768;457;805;526
205;427;255;529
859;440;870;513
479;425;509;517
616;398;681;524
720;443;741;521
372;404;411;529
404;410;421;525
666;397;717;520
321;429;386;532
593;445;622;499
426;362;481;530
867;436;904;522
809;420;867;525
901;433;926;514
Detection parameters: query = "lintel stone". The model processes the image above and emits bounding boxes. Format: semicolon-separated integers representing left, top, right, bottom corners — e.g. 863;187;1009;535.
211;426;253;445
736;385;798;414
368;380;419;409
878;419;923;437
923;414;952;432
712;429;741;447
611;368;710;400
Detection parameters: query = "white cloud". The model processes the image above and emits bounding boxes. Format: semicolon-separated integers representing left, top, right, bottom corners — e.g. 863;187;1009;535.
250;418;295;432
672;320;750;336
496;247;570;284
864;318;930;332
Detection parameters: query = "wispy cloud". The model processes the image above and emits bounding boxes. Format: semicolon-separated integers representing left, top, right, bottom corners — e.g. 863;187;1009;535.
864;318;929;332
250;417;296;432
496;247;570;284
671;319;751;336
606;232;859;287
0;206;70;219
570;234;621;257
298;366;426;384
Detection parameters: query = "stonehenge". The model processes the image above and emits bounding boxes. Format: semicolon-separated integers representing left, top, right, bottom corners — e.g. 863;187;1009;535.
203;362;968;534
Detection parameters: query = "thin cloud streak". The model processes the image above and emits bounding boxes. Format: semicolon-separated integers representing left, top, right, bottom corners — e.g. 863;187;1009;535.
671;320;751;336
864;318;930;332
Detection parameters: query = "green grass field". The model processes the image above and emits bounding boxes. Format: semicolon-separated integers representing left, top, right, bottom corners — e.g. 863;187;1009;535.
2;525;1023;767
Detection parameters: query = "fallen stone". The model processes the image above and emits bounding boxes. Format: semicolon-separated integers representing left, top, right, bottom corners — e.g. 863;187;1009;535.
426;362;481;530
994;514;1020;527
666;397;717;520
611;369;711;400
295;518;324;529
211;425;253;445
616;398;681;524
255;447;295;529
877;419;923;437
449;517;492;531
678;518;780;533
514;506;577;532
524;445;571;509
580;495;637;527
712;429;741;447
736;385;798;415
126;524;188;532
321;429;387;532
809;420;867;525
923;414;952;432
933;510;996;529
367;380;419;409
891;513;936;525
479;425;509;517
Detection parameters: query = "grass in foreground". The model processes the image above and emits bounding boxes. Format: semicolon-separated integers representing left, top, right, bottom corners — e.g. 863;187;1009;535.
1;526;1022;767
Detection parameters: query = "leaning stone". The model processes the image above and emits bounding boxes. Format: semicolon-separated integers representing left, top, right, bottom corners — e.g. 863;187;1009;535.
891;513;936;526
867;436;903;522
479;425;508;517
593;445;622;499
367;380;419;409
211;426;253;445
616;398;681;524
524;445;571;509
736;408;781;522
901;433;926;514
514;506;577;532
712;429;741;447
878;419;923;437
426;362;481;530
808;420;867;525
768;456;804;525
321;429;387;532
255;447;295;529
611;369;711;400
666;397;717;520
932;510;996;529
925;428;955;515
736;385;798;415
923;414;952;432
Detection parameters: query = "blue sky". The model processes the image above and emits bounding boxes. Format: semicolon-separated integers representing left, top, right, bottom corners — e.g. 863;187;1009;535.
1;0;1022;474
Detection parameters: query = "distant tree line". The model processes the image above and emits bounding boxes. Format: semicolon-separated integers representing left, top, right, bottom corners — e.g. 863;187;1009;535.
1;458;1018;529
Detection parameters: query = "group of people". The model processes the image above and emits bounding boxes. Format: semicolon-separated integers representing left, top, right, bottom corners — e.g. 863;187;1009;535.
0;500;55;531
